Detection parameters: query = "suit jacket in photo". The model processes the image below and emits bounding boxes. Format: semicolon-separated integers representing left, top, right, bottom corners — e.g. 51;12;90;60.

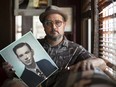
20;59;58;87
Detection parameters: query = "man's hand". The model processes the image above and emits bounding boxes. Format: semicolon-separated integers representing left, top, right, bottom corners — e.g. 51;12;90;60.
67;59;95;72
66;58;107;72
2;62;15;78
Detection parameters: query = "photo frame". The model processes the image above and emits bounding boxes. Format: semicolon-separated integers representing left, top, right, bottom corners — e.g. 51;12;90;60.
0;31;58;87
14;0;52;16
60;7;73;32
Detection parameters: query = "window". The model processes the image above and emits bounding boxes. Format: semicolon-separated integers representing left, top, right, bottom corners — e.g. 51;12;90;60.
15;16;46;40
15;16;22;40
99;2;116;65
33;16;46;39
98;0;116;79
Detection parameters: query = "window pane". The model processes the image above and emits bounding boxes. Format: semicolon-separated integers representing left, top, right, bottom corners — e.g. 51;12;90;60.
15;16;22;40
33;16;46;39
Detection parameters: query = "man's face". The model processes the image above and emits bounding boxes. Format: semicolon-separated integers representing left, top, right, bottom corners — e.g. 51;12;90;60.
43;14;66;41
16;45;34;66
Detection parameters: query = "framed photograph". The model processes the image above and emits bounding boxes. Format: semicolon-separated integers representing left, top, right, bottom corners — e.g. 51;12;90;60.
0;31;58;87
60;7;73;32
14;0;52;16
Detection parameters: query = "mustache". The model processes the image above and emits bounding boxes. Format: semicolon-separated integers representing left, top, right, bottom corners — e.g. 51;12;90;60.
51;28;59;33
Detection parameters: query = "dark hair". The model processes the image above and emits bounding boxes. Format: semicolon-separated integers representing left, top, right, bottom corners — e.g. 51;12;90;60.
13;42;32;57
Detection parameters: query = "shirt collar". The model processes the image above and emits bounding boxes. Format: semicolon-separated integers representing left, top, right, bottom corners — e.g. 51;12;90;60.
62;36;69;47
26;64;38;71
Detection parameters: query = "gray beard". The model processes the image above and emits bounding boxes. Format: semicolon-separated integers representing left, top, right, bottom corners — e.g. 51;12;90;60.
47;34;62;41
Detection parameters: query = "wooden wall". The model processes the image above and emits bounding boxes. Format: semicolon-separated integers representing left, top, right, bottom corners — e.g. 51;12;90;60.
0;0;15;50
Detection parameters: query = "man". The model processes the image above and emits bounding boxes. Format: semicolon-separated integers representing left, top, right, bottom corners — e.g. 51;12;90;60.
38;5;111;86
3;5;111;87
12;42;57;87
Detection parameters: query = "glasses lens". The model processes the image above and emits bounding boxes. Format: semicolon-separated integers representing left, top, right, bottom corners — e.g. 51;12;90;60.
44;20;52;27
55;20;62;27
44;20;63;27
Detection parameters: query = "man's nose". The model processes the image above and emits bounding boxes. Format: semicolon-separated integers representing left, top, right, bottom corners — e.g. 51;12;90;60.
52;22;57;29
52;24;58;31
25;55;29;60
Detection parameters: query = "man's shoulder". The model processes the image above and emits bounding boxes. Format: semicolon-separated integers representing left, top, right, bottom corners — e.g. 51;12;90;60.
36;59;50;63
36;59;53;66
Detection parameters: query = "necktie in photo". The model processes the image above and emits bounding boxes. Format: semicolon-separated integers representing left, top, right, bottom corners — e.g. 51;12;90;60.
36;68;47;79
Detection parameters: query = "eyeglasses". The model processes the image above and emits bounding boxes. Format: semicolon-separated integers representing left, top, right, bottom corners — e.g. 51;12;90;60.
44;20;63;27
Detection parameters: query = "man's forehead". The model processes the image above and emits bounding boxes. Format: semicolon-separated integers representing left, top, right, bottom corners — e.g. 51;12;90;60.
16;45;30;53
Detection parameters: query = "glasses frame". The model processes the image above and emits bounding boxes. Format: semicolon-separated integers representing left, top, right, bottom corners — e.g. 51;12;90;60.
44;20;64;28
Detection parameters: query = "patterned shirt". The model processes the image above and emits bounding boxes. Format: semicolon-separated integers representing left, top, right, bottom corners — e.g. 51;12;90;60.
38;36;95;70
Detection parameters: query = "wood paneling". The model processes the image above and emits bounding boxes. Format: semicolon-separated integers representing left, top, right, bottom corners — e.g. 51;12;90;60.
0;0;15;50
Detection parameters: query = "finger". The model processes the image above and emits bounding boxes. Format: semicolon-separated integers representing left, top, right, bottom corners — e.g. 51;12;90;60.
67;62;81;72
86;63;91;70
80;60;92;71
82;70;94;78
74;62;82;72
84;61;94;71
82;64;86;71
2;62;13;68
2;62;14;73
67;65;75;71
86;62;94;71
90;63;95;70
2;62;8;68
82;61;88;71
3;64;13;71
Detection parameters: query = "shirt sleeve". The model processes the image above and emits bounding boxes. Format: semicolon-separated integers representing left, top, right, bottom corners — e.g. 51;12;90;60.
70;45;95;65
